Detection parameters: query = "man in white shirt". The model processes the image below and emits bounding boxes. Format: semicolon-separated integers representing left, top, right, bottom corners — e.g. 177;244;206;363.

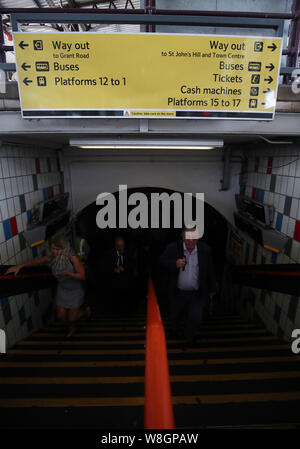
160;227;217;348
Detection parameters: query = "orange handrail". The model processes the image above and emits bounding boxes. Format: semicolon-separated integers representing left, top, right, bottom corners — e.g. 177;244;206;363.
144;277;175;429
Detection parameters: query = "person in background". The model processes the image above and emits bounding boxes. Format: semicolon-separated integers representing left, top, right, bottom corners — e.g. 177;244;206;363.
74;226;97;314
6;234;91;337
160;226;217;349
76;236;90;263
100;235;138;313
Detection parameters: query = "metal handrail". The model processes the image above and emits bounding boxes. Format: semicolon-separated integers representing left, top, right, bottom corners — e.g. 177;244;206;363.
144;277;175;429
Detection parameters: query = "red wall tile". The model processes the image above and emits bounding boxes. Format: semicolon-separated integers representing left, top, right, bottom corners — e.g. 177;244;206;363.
267;157;273;174
35;158;40;174
294;220;300;242
9;217;18;237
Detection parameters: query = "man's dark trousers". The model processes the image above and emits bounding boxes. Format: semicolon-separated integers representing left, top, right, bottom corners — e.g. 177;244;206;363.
170;288;205;341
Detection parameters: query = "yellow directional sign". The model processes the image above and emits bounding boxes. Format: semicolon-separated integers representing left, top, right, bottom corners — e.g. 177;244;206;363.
13;32;282;120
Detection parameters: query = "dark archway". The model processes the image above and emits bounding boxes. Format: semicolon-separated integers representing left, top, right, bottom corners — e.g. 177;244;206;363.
75;187;228;311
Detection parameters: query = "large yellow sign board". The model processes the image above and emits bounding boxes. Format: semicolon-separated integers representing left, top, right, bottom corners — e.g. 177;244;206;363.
13;32;282;119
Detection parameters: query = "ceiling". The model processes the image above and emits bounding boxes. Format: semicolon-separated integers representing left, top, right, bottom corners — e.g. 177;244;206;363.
1;0;141;34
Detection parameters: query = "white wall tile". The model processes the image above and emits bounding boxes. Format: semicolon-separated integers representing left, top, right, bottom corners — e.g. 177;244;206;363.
7;198;15;218
11;178;18;197
287;218;296;238
0;200;9;221
6;239;14;259
280;176;288;195
21;211;28;230
0;242;8;263
9;297;18;317
1;158;9;178
283;160;290;177
297;204;300;221
275;176;281;193
293;178;300;198
17;177;24;195
14;158;22;176
287;177;295;197
289;159;297;177
295;157;300;177
0;223;5;244
13;196;21;216
16;214;23;233
28;176;33;192
24;193;32;210
12;235;20;254
0;179;5;201
281;215;289;234
278;195;285;214
290;198;299;218
8;158;16;177
23;176;30;193
291;240;300;261
4;178;12;198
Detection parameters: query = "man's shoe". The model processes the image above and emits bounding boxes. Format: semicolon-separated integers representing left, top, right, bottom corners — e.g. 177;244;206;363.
65;325;77;338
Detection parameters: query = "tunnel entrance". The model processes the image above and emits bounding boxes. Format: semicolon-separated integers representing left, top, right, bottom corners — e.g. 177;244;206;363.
75;186;228;312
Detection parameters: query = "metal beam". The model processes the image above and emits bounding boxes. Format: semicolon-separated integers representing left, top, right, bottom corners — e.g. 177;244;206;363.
0;63;15;70
0;8;294;19
8;13;284;30
0;111;299;137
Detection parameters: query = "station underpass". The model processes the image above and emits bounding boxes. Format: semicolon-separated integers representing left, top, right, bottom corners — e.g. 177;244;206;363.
0;192;300;429
1;0;300;433
0;296;300;429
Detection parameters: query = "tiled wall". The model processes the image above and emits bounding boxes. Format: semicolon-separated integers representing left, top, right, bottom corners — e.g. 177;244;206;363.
230;144;300;342
0;142;64;349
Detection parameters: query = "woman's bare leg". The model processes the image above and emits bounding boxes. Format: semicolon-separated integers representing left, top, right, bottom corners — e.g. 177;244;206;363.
56;306;67;322
68;306;90;323
65;306;91;338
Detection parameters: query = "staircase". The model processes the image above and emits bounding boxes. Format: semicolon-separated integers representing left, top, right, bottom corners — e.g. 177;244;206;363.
0;313;147;429
0;311;300;429
164;313;300;429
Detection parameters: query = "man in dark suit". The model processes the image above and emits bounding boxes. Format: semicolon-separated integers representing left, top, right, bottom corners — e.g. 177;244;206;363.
160;226;217;348
100;235;137;312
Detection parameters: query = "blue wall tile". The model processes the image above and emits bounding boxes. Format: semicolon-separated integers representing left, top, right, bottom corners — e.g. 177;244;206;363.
274;305;281;323
43;188;48;200
18;306;26;326
3;219;12;240
276;213;283;231
0;297;8;308
259;190;265;202
271;252;278;264
291;295;299;306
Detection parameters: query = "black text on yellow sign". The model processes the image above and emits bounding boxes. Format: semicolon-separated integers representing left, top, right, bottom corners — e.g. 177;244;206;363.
13;32;282;120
